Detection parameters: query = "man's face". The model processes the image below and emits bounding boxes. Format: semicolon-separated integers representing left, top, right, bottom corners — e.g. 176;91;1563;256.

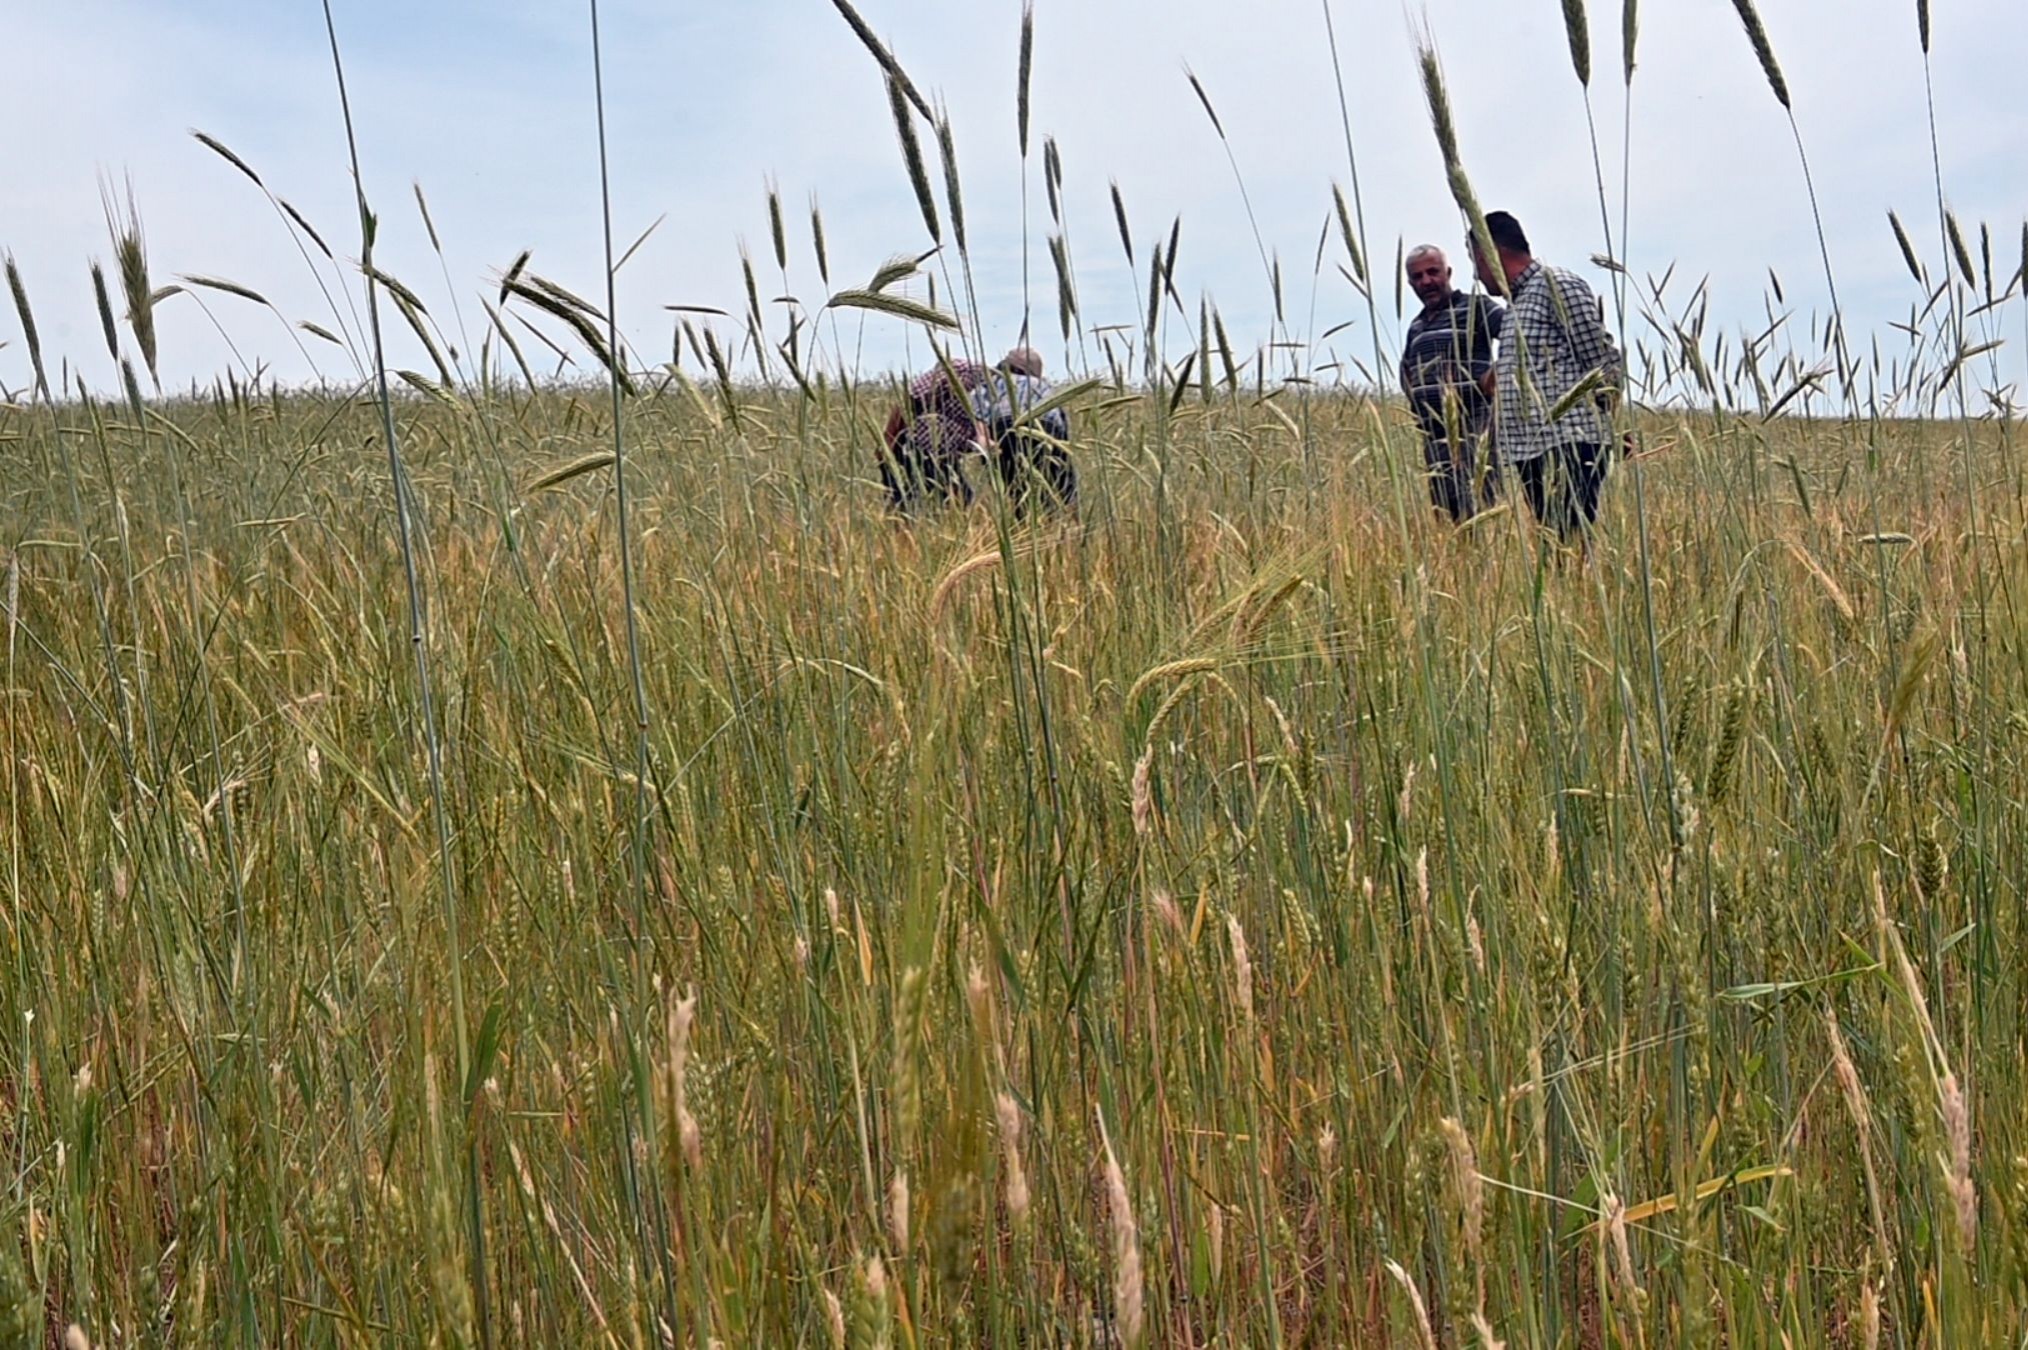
1407;251;1452;307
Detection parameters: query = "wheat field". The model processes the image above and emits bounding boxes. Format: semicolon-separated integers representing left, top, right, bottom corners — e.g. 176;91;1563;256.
5;0;2028;1346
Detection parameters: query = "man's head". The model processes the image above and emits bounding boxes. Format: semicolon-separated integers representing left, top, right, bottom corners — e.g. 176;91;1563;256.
1470;211;1532;290
1000;346;1045;378
1405;245;1454;309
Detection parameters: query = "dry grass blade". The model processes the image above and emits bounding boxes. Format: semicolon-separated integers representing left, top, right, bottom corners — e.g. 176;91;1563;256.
616;214;666;276
827;288;958;331
1728;0;1791;109
887;76;941;245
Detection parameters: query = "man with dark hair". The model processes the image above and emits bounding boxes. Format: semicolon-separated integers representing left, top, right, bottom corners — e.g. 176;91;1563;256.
1400;244;1503;521
1471;210;1622;539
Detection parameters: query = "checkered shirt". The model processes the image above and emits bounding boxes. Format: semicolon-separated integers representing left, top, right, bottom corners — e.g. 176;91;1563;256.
897;359;993;461
1491;261;1622;465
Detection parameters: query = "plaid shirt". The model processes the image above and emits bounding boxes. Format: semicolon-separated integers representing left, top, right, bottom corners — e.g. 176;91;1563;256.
980;372;1070;441
894;358;993;460
1492;261;1621;464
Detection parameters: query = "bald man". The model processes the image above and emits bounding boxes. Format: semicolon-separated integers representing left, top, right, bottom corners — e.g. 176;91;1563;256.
1400;244;1504;521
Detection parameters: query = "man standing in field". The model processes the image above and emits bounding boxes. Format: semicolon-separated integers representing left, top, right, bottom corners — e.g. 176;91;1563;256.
1471;211;1623;539
1399;244;1504;521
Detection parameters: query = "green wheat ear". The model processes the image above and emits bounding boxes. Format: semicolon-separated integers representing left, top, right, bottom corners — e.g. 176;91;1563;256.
1728;0;1791;109
1561;0;1592;87
887;75;941;245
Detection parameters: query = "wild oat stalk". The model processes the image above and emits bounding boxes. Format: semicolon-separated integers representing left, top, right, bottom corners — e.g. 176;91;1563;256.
319;4;487;1341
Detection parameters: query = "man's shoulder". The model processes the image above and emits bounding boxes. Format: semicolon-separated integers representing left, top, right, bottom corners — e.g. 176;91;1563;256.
1542;264;1600;300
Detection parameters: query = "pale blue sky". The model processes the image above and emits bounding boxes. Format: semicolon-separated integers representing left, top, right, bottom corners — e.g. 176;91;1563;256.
3;0;2023;407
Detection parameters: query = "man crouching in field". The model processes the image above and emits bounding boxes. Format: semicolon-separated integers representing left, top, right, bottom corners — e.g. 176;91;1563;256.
979;346;1076;517
879;354;994;512
880;348;1075;516
1400;244;1503;521
1472;210;1623;540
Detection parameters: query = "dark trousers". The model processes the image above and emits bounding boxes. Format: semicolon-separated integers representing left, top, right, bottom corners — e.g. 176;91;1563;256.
995;430;1077;517
1515;441;1608;538
880;442;973;512
1423;434;1490;523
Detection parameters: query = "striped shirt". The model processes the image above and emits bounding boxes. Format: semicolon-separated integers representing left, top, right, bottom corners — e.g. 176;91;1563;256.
1400;290;1503;445
1491;261;1622;464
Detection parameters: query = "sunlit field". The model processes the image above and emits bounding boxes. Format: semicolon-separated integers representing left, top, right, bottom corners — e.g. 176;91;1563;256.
5;0;2028;1344
3;357;2025;1344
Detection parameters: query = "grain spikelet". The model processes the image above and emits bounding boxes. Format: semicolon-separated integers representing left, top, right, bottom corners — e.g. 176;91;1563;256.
180;274;270;307
1560;0;1592;87
827;288;958;331
1126;657;1217;707
278;199;334;259
528;451;618;493
887;77;941;244
1110;181;1135;268
1888;211;1925;284
1727;0;1791;109
191;129;264;187
936;112;967;255
827;0;933;118
1784;540;1856;625
5;254;49;398
1098;1114;1144;1348
1946;211;1977;289
1383;1259;1439;1350
1016;4;1035;157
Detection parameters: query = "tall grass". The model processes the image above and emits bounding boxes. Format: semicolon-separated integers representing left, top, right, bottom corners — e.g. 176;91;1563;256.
1;2;2024;1347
